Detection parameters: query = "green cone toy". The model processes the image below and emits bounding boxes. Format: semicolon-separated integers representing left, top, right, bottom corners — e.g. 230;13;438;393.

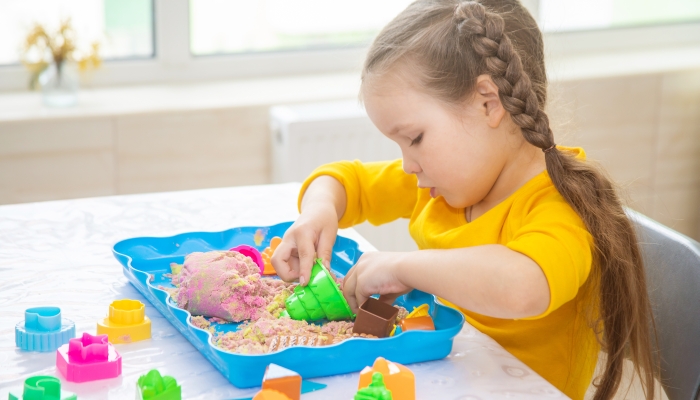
281;258;355;321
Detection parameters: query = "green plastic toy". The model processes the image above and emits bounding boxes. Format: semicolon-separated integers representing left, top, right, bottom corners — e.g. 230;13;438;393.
137;369;181;400
354;372;393;400
281;258;355;321
8;375;77;400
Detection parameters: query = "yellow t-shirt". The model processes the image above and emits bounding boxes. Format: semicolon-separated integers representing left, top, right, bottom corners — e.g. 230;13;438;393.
298;146;599;400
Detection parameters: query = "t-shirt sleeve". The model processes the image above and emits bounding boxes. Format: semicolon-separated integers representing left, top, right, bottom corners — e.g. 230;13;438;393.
506;197;594;319
297;159;418;229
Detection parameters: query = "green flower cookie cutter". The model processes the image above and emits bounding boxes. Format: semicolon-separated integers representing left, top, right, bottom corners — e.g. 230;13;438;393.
137;369;181;400
281;258;355;321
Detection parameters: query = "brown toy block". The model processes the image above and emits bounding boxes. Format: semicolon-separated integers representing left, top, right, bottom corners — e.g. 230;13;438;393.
399;315;435;332
358;357;415;400
253;389;292;400
353;298;399;338
261;364;301;400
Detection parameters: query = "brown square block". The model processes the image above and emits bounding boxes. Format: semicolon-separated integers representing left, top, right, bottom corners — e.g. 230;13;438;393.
353;298;399;338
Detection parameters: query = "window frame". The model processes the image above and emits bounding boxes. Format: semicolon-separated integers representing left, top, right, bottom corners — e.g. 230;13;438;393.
0;0;698;92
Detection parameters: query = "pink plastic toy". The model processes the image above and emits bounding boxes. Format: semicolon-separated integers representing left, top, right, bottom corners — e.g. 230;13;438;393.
56;332;122;382
229;244;265;274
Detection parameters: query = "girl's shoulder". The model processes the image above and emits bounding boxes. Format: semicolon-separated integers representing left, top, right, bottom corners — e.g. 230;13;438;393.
511;172;588;231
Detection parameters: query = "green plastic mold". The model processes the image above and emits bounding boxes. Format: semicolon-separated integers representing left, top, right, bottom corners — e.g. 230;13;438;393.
282;259;355;321
354;372;393;400
137;369;181;400
8;375;77;400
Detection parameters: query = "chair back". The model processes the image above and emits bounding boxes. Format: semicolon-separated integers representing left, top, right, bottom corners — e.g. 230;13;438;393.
630;210;700;400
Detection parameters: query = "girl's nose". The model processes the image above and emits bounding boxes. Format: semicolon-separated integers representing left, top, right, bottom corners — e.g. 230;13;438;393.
401;157;421;175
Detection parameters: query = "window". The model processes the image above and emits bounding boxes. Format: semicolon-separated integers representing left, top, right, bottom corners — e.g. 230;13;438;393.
0;0;154;65
539;0;700;32
0;0;698;91
189;0;414;56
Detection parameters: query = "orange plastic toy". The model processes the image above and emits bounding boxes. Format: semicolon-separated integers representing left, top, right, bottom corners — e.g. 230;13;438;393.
358;357;415;400
253;389;292;400
261;237;282;275
399;315;435;332
261;364;301;400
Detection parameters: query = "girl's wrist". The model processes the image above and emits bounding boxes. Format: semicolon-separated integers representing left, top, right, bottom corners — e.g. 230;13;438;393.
302;198;339;219
391;251;415;289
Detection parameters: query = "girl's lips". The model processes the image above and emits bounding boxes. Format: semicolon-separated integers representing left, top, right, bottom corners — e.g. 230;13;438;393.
430;187;437;198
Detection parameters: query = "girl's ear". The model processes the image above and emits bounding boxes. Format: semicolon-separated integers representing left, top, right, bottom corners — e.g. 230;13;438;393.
474;74;506;129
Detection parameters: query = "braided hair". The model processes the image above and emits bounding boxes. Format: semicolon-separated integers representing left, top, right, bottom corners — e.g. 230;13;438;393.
362;1;658;399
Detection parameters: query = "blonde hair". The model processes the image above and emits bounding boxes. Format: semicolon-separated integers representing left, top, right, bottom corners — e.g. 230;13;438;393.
362;1;658;399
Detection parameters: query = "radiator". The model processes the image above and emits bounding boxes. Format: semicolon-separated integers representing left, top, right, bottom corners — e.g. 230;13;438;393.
270;100;417;252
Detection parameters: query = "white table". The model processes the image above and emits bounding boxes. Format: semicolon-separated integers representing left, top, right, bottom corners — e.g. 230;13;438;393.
0;183;567;400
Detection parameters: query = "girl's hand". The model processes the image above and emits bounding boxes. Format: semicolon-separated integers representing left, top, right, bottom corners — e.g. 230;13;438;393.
342;251;413;312
271;202;339;285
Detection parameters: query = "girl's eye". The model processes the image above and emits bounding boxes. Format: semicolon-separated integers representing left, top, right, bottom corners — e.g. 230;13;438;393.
410;133;423;146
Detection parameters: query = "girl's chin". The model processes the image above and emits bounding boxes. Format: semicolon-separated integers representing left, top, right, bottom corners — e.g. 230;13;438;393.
440;194;469;209
428;188;466;209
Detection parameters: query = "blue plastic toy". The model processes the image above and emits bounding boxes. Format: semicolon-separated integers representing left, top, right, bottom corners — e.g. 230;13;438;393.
15;306;75;352
112;222;465;388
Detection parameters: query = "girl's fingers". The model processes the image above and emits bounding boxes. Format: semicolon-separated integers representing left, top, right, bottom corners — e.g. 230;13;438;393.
354;285;370;312
342;267;359;312
271;240;299;282
378;293;400;306
316;228;336;270
297;231;316;286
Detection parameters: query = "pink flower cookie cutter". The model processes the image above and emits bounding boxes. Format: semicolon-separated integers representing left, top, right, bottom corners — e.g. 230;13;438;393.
229;244;265;274
56;332;122;382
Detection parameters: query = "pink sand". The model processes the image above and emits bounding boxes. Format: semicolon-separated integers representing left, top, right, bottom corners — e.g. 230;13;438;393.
171;251;293;322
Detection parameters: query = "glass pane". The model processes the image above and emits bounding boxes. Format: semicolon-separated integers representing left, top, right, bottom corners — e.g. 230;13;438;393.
540;0;700;32
0;0;153;65
190;0;414;56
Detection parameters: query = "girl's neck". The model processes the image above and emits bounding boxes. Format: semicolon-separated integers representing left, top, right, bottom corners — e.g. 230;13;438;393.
468;142;546;222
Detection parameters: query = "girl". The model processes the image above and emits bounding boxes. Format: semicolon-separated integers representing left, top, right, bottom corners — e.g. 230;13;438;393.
271;1;657;399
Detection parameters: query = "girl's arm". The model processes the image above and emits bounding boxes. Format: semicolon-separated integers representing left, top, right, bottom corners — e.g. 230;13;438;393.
300;175;347;220
272;176;346;284
343;246;550;319
274;160;418;285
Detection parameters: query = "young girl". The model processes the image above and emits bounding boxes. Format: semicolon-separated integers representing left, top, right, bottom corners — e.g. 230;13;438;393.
271;1;657;399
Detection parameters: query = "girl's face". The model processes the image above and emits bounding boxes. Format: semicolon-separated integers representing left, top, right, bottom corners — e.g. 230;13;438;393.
362;71;514;209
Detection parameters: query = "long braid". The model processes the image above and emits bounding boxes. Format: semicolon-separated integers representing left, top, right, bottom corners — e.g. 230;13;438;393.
454;3;552;150
454;3;657;400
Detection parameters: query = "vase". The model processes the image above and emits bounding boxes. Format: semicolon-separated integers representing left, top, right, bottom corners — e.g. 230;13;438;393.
38;60;78;107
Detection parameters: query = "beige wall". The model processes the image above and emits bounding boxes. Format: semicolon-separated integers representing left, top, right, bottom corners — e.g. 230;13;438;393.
1;70;699;240
549;70;700;240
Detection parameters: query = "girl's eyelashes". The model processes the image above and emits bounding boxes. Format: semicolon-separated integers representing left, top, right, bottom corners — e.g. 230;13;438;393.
410;133;424;146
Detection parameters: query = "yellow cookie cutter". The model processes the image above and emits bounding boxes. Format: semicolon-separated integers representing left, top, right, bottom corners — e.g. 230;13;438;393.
97;299;151;344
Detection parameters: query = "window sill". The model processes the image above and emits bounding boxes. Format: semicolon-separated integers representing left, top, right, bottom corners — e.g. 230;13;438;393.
0;44;698;124
0;72;362;123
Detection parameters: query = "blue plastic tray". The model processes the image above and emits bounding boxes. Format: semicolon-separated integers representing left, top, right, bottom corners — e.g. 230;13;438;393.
112;222;465;388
